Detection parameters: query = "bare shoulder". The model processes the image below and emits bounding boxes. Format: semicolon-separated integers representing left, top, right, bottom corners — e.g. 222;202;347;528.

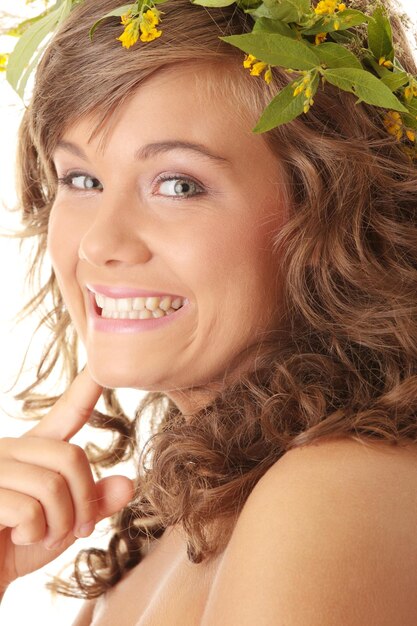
71;598;98;626
201;437;417;626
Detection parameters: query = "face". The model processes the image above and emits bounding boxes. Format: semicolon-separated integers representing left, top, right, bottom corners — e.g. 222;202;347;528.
48;66;288;414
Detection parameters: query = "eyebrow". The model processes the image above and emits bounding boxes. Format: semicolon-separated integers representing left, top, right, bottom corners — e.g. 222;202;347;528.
55;139;231;167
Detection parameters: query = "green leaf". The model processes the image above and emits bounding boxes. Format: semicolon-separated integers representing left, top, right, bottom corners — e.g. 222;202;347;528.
405;97;417;119
403;112;417;130
6;8;53;38
89;4;135;40
328;29;355;44
6;7;61;94
380;70;409;92
252;80;306;131
302;9;368;35
245;3;273;18
365;56;408;91
367;7;393;61
14;44;46;99
252;17;297;38
323;67;408;112
220;33;320;70
56;0;72;26
236;0;262;8
253;72;319;132
262;0;311;23
312;42;362;69
191;0;235;5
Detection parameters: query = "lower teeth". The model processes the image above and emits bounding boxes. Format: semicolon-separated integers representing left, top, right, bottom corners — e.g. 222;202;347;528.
100;306;180;319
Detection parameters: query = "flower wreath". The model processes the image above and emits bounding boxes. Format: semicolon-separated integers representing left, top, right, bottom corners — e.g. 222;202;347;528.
2;0;417;159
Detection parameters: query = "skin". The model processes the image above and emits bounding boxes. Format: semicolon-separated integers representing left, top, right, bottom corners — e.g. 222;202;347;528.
0;64;289;602
48;65;288;415
0;368;134;592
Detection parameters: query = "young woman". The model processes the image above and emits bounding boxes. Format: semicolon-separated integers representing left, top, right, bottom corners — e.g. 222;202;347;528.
1;0;417;623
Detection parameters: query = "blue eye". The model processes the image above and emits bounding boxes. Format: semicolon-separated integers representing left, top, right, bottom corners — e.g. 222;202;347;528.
58;172;103;191
156;175;205;199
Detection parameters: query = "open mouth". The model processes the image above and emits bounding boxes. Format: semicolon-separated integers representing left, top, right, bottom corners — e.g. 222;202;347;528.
92;292;186;320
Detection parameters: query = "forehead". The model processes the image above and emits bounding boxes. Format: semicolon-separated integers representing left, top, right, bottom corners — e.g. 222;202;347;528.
59;65;278;170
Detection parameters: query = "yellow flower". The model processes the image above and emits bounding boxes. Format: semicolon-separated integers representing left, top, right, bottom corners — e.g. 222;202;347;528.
120;12;132;26
333;20;340;30
117;19;140;49
315;32;327;45
404;81;417;101
142;8;160;28
138;8;162;42
243;55;271;83
314;0;337;15
406;129;416;142
293;73;311;98
243;53;256;69
378;56;393;68
314;0;346;16
383;110;404;140
250;61;268;76
139;27;162;42
0;53;8;72
264;66;272;84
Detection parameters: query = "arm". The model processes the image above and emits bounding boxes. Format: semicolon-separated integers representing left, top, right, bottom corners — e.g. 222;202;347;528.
202;438;417;625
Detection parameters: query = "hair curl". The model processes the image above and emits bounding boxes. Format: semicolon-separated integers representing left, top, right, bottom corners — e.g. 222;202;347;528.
10;0;417;600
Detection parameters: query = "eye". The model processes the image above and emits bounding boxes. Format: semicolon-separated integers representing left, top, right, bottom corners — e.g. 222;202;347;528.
155;174;205;199
57;172;103;191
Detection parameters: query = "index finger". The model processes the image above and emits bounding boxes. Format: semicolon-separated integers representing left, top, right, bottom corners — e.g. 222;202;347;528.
24;367;103;442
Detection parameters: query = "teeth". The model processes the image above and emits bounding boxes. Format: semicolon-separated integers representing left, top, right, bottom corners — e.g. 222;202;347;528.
159;296;172;311
94;293;185;314
133;297;146;309
117;299;131;312
171;298;183;310
145;297;160;311
99;305;184;320
96;293;105;308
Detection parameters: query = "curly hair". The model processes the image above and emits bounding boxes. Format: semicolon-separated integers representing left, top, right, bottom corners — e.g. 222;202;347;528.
10;0;417;599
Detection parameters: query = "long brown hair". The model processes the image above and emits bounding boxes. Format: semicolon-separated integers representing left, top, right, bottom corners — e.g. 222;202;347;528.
11;0;417;599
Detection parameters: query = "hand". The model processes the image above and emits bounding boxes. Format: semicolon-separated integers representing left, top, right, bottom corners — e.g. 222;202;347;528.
0;368;135;593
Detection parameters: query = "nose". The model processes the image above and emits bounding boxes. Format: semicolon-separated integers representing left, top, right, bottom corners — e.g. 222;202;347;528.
78;192;152;267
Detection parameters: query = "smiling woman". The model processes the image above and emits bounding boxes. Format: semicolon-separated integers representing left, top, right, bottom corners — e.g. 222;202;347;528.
1;0;417;624
47;67;287;401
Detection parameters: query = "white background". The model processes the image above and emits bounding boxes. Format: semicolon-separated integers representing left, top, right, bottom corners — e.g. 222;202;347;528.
0;1;416;624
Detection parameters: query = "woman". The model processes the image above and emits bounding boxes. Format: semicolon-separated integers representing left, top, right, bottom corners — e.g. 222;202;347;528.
1;0;417;623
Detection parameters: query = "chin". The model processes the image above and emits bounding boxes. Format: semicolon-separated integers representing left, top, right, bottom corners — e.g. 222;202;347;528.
86;358;167;392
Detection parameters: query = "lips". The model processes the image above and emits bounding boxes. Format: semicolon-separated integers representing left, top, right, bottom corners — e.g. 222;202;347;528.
87;283;185;299
85;287;190;333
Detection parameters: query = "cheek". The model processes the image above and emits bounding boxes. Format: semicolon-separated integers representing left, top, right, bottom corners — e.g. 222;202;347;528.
47;203;79;271
47;204;83;308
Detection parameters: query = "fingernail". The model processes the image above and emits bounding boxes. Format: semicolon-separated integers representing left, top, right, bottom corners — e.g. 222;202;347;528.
74;520;95;538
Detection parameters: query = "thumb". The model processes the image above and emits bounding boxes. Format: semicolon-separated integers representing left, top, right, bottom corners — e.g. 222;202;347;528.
94;475;136;521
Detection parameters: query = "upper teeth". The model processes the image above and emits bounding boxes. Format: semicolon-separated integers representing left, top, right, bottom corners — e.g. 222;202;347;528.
95;294;185;312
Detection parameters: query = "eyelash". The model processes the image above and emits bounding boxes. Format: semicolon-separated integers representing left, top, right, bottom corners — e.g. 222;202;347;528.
56;171;206;200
